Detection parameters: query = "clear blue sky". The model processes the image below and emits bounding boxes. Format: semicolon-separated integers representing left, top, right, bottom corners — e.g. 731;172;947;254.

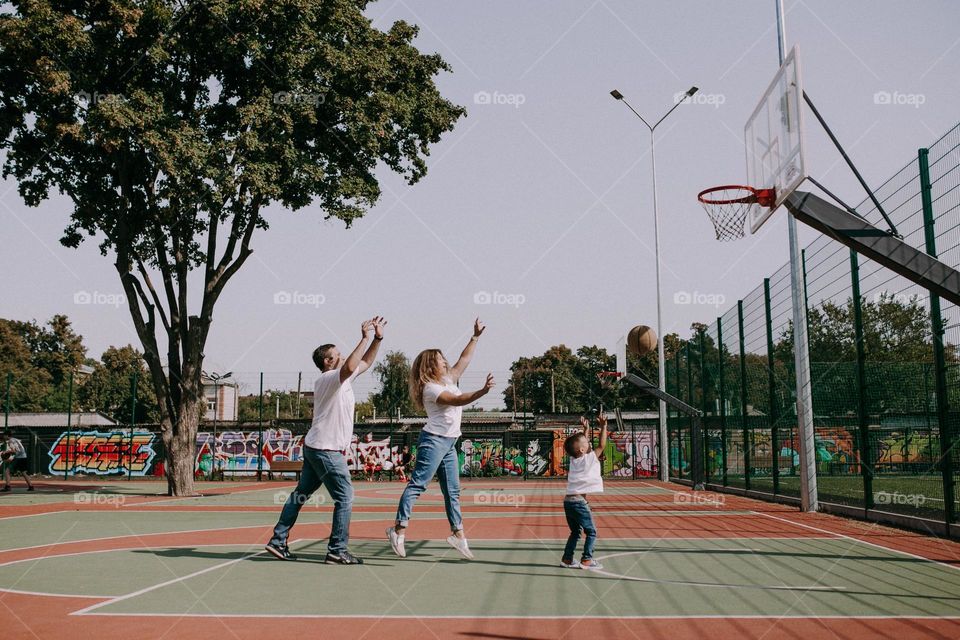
2;0;959;408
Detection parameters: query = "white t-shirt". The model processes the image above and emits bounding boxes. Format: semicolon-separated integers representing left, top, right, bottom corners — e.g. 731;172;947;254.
5;438;26;459
305;368;358;451
566;450;604;495
422;378;463;438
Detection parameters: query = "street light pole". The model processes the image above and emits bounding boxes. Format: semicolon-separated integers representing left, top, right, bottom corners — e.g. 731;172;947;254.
611;86;698;482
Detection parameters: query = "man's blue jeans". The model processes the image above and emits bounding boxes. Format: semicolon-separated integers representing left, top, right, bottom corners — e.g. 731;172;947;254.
270;446;353;554
395;431;462;531
563;497;597;561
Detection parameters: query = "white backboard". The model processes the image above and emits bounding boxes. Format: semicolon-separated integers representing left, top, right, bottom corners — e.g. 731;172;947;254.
745;45;806;233
615;334;627;377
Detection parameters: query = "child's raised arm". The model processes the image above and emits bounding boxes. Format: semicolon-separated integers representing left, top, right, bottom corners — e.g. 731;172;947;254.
596;411;608;453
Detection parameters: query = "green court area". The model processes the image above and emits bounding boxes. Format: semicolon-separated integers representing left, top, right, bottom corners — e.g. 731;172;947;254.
1;479;959;638
1;537;957;618
720;474;952;520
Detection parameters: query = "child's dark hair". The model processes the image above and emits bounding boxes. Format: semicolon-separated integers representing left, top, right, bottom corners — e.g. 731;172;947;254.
564;432;586;456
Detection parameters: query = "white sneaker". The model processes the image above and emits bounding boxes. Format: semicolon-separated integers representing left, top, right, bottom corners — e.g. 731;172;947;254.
386;527;406;558
580;559;604;570
559;559;581;568
446;534;474;560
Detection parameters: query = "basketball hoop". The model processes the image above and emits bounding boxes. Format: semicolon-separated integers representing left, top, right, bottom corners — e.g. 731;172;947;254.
698;185;776;241
597;371;622;391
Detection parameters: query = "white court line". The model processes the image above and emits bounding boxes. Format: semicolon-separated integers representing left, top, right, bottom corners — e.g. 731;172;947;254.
69;613;960;620
639;482;960;575
0;537;836;571
0;587;111;599
0;511;59;522
0;543;264;569
754;511;960;574
69;541;277;616
0;523;274;556
590;550;847;592
124;486;284;507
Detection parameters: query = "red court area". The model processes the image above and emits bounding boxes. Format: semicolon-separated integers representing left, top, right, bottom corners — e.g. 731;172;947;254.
1;479;959;639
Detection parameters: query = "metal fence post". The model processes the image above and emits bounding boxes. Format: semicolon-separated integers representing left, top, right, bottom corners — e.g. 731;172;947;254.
764;278;780;495
129;371;138;481
739;300;750;491
686;340;694;479
698;329;708;482
718;316;728;486
919;147;956;524
674;347;681;477
257;372;264;481
66;372;74;479
3;372;10;429
849;249;874;508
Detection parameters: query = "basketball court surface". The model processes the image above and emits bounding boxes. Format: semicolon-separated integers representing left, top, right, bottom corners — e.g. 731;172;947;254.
1;479;959;639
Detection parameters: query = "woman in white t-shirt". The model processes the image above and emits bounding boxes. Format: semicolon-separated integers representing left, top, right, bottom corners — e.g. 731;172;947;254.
387;319;494;560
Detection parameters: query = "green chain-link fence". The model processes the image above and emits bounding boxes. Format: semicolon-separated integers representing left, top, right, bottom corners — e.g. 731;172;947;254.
669;121;960;536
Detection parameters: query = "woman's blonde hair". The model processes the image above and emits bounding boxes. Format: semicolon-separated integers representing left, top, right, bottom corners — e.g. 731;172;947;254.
409;349;446;410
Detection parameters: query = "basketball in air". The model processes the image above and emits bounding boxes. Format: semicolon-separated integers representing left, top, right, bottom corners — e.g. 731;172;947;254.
627;325;658;356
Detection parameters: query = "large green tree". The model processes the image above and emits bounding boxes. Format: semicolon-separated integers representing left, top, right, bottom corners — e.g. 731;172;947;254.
0;315;86;411
370;350;414;418
78;345;159;424
0;320;53;412
503;338;676;414
0;1;464;494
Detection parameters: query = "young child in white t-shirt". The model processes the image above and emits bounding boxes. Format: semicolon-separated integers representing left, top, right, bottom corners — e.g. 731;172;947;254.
560;412;608;569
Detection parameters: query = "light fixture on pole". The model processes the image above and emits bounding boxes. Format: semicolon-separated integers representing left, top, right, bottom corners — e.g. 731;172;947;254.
610;85;698;482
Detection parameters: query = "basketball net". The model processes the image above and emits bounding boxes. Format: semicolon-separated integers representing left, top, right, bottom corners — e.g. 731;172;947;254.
698;185;776;241
597;371;622;392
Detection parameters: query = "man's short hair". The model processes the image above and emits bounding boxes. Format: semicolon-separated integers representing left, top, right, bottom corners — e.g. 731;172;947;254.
312;344;336;371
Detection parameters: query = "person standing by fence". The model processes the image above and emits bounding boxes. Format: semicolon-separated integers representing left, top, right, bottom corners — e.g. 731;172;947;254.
1;430;34;492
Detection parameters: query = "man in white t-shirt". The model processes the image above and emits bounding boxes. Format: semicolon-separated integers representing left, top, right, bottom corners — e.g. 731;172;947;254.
559;413;608;570
266;316;386;565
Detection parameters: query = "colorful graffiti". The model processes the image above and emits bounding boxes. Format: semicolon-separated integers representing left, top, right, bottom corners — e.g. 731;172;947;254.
459;439;523;476
194;430;410;477
546;428;580;477
608;431;658;477
875;431;936;466
48;431;157;476
524;437;551;476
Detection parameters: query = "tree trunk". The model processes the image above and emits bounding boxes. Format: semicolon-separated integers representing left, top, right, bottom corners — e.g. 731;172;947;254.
163;396;202;496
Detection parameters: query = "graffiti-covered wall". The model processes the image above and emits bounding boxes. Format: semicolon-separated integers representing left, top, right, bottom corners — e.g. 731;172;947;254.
47;430;158;476
194;429;411;476
37;424;662;479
